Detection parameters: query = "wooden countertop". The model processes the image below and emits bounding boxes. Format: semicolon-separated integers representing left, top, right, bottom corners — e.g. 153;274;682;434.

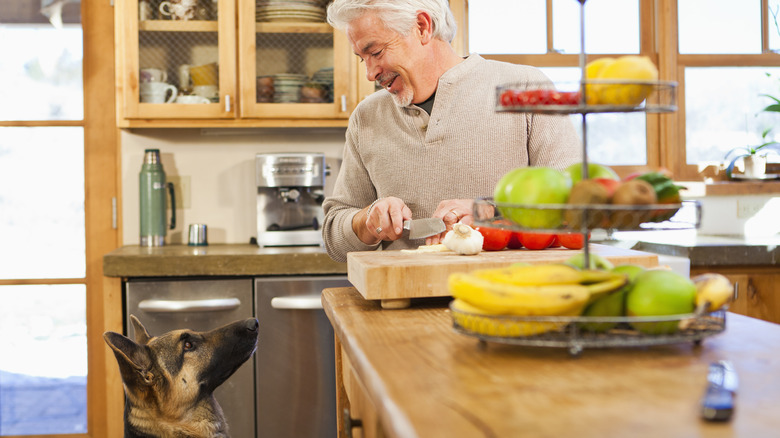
103;244;346;277
323;287;780;438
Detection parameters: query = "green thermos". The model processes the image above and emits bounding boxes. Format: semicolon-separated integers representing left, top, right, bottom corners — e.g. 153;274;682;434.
139;149;176;246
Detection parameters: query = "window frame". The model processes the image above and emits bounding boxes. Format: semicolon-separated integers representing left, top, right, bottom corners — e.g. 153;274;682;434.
0;1;120;436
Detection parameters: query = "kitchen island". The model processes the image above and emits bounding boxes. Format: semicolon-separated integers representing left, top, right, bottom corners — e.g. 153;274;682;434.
323;287;780;438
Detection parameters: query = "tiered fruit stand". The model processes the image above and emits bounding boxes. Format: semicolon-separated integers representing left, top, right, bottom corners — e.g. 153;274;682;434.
453;0;720;355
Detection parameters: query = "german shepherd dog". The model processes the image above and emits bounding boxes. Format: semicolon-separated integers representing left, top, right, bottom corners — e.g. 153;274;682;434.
104;315;259;438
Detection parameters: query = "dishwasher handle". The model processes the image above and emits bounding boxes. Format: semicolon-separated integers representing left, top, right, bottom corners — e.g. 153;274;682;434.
138;298;241;313
270;295;323;310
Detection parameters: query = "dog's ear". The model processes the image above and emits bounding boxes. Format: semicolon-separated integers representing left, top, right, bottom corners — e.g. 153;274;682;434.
129;314;152;345
103;331;153;385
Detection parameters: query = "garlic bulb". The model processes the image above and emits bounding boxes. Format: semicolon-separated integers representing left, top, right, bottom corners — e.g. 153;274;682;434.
442;223;483;255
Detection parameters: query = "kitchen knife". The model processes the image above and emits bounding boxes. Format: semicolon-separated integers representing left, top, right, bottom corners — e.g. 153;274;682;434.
403;218;446;239
701;360;738;422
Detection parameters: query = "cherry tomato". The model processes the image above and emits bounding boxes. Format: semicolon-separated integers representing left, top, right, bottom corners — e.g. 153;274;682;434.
556;232;589;250
500;90;516;107
519;232;556;250
475;226;512;251
557;91;581;105
507;231;524;249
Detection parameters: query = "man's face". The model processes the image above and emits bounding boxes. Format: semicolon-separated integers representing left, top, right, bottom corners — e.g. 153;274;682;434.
346;11;428;107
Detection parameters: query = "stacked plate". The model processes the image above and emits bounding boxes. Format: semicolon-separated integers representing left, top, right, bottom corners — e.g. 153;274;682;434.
272;73;308;103
310;66;334;100
256;0;327;23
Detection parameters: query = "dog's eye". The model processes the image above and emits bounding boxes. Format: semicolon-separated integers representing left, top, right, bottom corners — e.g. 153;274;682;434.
183;341;194;351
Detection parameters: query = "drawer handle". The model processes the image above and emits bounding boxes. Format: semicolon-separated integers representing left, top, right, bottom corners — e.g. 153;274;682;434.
270;295;323;310
138;298;241;313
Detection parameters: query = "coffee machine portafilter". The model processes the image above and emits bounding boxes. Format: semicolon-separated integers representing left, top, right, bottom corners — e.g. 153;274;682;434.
256;153;328;247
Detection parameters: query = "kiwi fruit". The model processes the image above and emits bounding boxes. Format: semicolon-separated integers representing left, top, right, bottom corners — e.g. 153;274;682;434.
609;179;657;229
564;179;611;229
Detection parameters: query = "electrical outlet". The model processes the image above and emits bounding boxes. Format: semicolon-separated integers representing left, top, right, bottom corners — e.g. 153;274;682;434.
167;175;191;209
736;198;765;219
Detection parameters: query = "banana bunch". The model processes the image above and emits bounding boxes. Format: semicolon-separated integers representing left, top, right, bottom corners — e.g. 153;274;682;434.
692;273;733;312
449;263;628;337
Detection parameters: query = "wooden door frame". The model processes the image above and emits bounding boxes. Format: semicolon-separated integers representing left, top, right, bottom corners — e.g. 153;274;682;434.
83;0;123;436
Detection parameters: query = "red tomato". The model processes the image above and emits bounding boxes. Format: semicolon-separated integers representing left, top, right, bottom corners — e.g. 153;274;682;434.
507;232;524;249
500;90;516;107
556;232;588;250
519;232;556;250
556;91;582;105
549;235;561;248
475;226;512;251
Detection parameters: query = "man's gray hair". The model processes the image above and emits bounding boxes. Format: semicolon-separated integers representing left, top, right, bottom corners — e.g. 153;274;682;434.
326;0;457;43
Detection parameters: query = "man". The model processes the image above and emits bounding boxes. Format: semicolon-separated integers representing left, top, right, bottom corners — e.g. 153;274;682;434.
322;0;581;263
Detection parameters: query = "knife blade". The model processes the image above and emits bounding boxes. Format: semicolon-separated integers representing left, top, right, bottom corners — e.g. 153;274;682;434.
701;360;738;422
403;218;446;239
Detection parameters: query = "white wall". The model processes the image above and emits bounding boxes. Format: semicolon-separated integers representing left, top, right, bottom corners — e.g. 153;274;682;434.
121;127;347;245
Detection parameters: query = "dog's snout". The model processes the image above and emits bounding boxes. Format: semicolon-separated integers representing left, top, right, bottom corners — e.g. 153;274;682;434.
244;318;259;332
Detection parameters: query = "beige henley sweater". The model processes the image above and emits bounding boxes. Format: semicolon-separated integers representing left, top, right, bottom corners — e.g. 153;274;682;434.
322;54;582;263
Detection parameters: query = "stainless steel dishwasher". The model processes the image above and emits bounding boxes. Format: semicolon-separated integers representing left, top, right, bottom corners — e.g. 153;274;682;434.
254;275;351;438
124;278;256;438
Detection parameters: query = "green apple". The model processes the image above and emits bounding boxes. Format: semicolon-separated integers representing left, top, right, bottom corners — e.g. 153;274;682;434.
612;264;646;283
581;287;627;333
565;253;614;270
626;269;696;334
565;163;619;185
493;167;571;229
580;264;645;332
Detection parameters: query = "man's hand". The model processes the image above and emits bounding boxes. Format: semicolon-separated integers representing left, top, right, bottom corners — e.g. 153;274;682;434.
425;199;475;245
353;197;412;245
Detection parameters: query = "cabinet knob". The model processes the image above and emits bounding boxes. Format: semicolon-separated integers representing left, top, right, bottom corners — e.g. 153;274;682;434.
343;408;362;438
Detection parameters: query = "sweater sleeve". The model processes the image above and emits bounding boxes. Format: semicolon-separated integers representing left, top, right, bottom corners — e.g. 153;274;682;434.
321;113;381;263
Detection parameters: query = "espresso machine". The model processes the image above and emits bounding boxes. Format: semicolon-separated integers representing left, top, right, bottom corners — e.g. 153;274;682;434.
256;153;328;247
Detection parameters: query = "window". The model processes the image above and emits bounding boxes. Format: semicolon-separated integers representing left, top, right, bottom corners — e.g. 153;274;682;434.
0;3;88;436
466;0;650;174
464;0;780;179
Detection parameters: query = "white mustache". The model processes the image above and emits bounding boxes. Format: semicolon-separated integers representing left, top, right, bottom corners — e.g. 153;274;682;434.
376;73;399;89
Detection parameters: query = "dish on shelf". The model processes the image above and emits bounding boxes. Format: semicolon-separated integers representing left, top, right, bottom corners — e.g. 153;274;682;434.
495;80;677;114
730;173;780;181
471;197;700;232
450;302;726;356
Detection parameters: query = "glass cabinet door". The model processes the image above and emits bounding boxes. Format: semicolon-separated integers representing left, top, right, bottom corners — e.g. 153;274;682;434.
118;0;236;119
238;0;356;119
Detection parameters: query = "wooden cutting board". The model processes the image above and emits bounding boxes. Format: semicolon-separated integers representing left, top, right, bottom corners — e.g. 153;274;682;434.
347;244;658;306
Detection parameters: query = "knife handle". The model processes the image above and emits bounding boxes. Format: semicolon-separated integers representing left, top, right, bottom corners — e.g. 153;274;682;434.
701;385;734;421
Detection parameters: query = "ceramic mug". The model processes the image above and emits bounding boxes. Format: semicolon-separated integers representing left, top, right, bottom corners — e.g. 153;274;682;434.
175;94;211;104
140;68;167;83
193;84;218;100
189;62;218;86
140;82;178;103
159;0;197;20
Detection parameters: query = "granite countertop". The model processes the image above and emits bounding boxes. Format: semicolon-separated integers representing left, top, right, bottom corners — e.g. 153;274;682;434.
103;244;346;278
601;230;779;267
103;231;778;279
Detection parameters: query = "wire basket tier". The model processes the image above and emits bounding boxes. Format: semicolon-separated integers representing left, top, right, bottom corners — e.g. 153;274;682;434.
472;197;700;233
495;80;677;114
450;302;726;356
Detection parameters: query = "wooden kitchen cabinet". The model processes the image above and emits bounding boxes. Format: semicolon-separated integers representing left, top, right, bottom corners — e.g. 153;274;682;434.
336;336;385;438
690;266;780;325
115;0;367;127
